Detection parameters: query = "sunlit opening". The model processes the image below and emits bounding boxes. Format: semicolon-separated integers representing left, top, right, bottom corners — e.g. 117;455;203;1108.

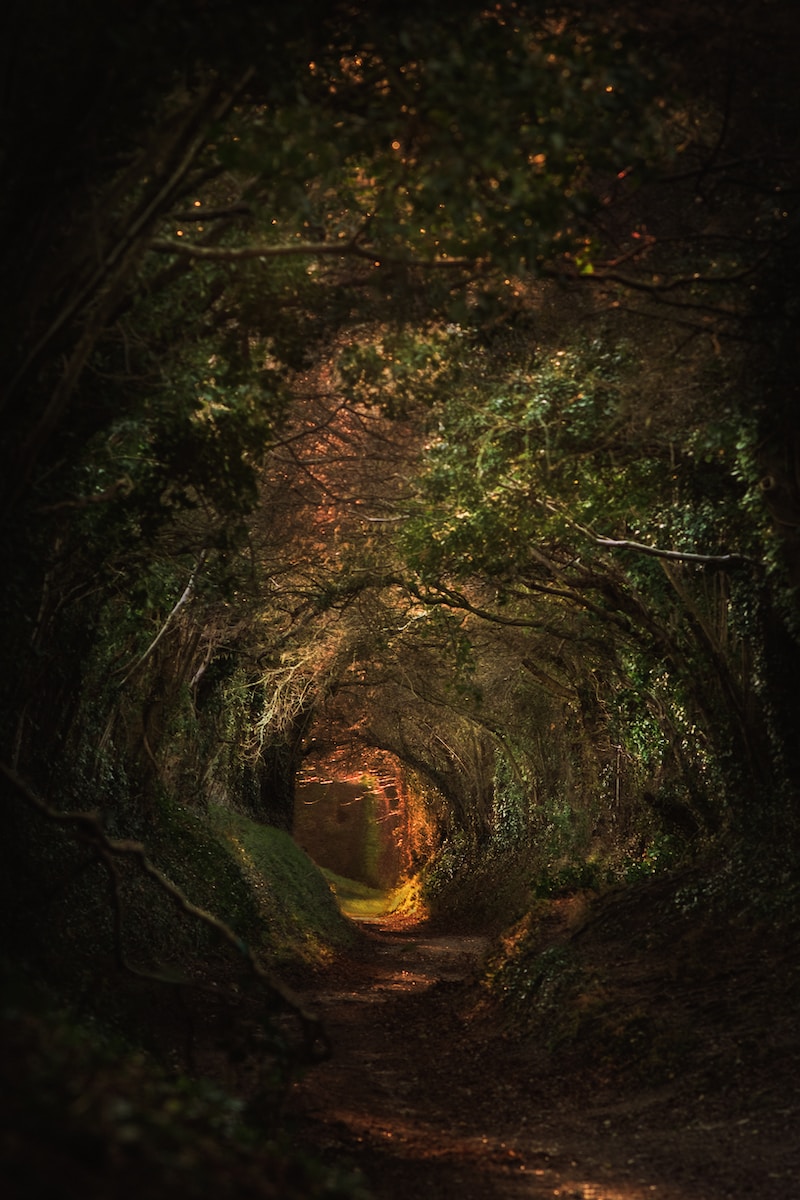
293;749;432;920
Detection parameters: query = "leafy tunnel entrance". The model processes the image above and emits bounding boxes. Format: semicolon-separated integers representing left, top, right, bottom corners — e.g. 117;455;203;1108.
293;751;427;895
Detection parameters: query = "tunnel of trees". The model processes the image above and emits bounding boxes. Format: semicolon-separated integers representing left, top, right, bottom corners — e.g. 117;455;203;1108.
2;1;799;1196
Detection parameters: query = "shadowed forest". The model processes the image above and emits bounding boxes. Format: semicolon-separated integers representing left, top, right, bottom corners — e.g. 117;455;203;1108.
2;2;799;1197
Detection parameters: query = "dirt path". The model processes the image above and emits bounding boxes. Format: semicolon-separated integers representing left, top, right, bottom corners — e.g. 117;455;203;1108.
285;911;796;1200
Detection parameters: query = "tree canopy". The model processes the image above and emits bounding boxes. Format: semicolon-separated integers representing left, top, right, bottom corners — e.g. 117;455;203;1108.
3;0;799;850
2;0;800;1137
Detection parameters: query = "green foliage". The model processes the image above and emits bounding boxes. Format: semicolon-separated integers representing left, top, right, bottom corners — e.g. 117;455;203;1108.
339;327;455;417
420;833;533;932
7;0;792;878
214;9;660;274
401;331;754;583
490;941;582;1034
531;860;607;899
490;752;531;851
3;5;800;1128
147;798;263;942
2;7;799;1194
394;314;794;830
528;835;679;896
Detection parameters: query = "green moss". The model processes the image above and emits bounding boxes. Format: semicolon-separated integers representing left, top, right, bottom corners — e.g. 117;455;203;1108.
1;787;360;1069
147;796;263;946
207;807;358;965
144;798;360;969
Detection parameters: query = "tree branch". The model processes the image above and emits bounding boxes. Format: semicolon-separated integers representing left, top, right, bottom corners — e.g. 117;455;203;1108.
172;202;254;222
403;576;620;630
0;760;329;1063
589;535;757;568
116;552;207;687
149;236;472;269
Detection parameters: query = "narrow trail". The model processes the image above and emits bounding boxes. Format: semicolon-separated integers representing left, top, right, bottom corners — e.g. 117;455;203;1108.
284;912;772;1200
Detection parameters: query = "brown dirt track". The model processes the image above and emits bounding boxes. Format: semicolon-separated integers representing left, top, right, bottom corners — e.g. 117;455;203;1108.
286;893;800;1200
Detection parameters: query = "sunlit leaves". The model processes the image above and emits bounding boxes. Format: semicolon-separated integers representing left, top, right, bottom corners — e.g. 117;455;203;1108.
337;325;457;416
401;336;636;578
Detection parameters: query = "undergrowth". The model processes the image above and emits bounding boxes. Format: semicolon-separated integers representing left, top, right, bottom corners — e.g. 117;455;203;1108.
484;848;800;1088
420;841;533;932
0;967;370;1200
0;792;372;1199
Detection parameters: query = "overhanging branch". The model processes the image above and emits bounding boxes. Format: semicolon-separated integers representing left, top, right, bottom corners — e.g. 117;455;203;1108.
404;576;624;631
560;506;759;568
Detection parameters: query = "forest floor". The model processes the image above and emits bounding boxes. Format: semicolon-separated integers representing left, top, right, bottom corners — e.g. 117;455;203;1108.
285;882;800;1200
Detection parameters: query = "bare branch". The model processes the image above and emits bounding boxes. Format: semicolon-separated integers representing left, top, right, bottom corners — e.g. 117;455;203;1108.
116;552;207;687
589;535;757;568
